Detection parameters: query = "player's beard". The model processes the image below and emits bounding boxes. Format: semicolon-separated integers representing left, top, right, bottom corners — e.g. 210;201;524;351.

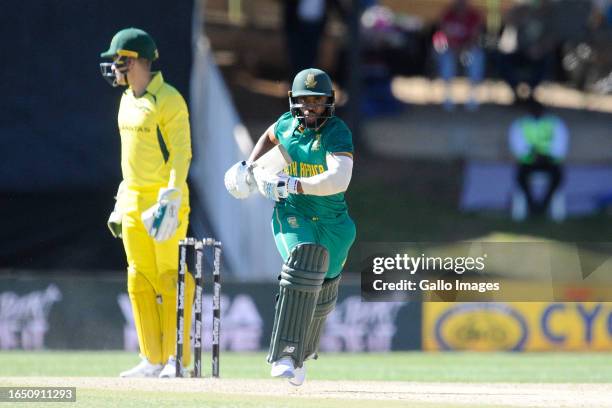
303;110;320;127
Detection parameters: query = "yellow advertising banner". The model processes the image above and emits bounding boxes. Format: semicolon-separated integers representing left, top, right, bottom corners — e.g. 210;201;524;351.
423;302;612;351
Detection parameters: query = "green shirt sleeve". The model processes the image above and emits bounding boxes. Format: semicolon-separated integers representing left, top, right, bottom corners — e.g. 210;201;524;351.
323;118;353;154
273;112;296;143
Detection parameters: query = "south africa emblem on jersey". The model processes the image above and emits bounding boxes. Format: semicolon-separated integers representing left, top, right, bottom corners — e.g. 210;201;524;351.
304;74;317;89
312;134;321;151
287;216;299;229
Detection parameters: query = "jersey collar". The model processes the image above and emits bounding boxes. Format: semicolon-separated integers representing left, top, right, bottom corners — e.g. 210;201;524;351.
146;71;164;95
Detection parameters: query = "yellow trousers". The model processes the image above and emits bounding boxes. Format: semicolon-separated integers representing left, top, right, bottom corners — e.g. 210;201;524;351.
122;202;193;367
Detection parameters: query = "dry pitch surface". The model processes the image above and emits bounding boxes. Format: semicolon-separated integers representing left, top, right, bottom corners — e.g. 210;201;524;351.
5;377;612;408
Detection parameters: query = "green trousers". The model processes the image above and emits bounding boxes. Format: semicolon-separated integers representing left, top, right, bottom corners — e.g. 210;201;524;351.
271;206;356;279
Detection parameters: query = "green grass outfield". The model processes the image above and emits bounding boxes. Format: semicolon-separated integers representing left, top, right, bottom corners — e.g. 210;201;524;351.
1;351;612;407
2;351;612;382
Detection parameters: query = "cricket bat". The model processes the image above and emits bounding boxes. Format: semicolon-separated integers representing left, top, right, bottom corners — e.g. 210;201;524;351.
252;144;293;175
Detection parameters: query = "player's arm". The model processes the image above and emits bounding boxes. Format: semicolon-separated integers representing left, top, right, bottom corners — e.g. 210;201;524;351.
252;121;354;200
294;125;354;195
295;152;353;195
141;93;190;242
161;93;192;189
248;124;279;162
253;151;353;201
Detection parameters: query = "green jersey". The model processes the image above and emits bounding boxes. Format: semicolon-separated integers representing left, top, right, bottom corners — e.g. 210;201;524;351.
274;112;353;220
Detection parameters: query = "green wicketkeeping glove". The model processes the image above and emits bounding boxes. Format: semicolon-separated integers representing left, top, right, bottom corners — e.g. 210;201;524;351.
141;187;182;242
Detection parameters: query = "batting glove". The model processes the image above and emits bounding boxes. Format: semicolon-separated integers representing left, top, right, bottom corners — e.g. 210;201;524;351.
224;160;256;199
253;169;299;202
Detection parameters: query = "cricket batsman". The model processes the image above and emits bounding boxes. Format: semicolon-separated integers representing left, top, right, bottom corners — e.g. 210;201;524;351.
224;68;356;386
100;28;194;378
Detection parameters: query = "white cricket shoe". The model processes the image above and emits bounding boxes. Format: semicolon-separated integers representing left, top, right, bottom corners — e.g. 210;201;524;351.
159;356;188;378
289;363;306;386
119;357;162;378
270;356;295;379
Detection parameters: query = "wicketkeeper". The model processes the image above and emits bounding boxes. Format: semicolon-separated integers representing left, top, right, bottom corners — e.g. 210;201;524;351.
225;68;356;386
100;28;194;378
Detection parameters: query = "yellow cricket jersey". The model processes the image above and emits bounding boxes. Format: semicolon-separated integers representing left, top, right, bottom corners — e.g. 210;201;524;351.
117;72;191;211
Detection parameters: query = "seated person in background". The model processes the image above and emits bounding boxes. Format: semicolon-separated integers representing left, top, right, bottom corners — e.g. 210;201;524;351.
509;98;569;216
433;0;485;111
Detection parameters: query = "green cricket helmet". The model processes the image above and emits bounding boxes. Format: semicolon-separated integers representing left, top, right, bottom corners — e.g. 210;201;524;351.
289;68;335;130
99;28;159;87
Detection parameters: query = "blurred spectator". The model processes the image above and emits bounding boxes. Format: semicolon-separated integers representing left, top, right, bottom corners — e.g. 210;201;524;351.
591;0;612;27
497;0;558;101
283;0;347;76
359;4;423;116
360;4;425;76
509;98;569;220
433;0;485;111
558;0;612;94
